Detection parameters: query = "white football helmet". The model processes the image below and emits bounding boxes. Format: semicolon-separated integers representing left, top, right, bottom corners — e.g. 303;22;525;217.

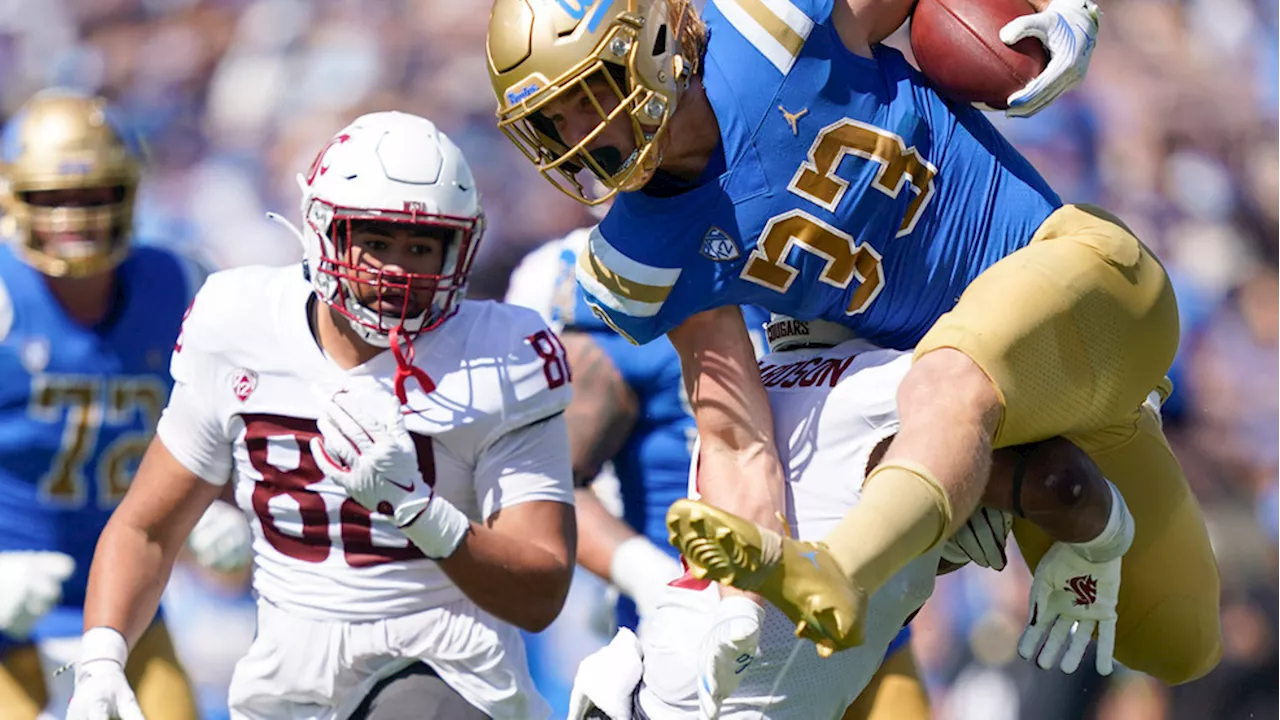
295;112;484;347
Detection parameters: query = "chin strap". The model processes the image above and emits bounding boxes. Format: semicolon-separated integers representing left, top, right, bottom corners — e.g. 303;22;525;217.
388;325;435;404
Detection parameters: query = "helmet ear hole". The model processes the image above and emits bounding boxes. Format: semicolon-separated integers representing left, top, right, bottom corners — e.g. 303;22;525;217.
651;24;668;56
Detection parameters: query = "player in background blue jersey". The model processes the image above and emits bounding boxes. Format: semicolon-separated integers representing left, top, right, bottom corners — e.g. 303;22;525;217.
508;225;772;636
487;0;1219;690
0;90;243;720
506;229;924;720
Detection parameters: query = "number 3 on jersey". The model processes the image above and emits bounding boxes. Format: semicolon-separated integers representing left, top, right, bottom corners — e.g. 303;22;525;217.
741;119;937;315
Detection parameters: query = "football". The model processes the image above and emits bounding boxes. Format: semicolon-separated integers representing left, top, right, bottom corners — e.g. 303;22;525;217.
910;0;1048;110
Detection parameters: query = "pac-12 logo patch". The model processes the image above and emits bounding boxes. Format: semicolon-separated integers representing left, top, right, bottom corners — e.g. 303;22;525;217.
700;226;740;262
231;368;258;403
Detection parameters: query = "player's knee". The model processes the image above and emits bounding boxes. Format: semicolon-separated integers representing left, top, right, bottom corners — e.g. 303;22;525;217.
1146;635;1222;686
901;349;1001;434
1119;595;1223;686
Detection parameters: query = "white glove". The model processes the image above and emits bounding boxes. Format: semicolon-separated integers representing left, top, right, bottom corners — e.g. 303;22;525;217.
1018;480;1133;675
941;506;1013;571
1018;542;1120;674
567;627;644;720
310;385;469;559
697;596;765;720
186;501;252;572
609;536;684;640
0;551;75;638
67;627;144;720
1000;0;1100;117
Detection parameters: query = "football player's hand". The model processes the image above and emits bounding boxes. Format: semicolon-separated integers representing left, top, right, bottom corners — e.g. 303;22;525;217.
609;536;683;640
567;628;644;720
186;501;252;572
0;551;75;638
1001;0;1100;117
310;385;468;559
1018;541;1121;675
941;506;1012;571
67;628;144;720
697;596;764;720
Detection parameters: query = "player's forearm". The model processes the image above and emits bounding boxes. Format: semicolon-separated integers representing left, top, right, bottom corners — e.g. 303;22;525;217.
437;509;575;632
562;331;639;486
670;308;787;532
82;519;179;647
697;438;789;532
986;437;1110;543
83;440;222;645
575;487;638;581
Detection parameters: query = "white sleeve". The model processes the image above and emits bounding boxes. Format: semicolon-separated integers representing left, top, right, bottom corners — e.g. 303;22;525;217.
474;413;573;521
156;380;233;487
154;281;234;486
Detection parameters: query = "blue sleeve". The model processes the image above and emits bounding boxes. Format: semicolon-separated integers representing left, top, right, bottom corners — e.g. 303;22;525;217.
704;0;834;82
574;217;687;346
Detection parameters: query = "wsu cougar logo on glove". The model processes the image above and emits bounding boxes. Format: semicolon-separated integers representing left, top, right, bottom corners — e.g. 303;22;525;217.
1066;575;1098;606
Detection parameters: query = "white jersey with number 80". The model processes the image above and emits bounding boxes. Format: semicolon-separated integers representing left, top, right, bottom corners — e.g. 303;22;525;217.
157;264;573;620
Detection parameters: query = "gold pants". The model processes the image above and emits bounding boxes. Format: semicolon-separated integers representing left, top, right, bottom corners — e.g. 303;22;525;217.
842;644;930;720
0;621;198;720
917;204;1222;684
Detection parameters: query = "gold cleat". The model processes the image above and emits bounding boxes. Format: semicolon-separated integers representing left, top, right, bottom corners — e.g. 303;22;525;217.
666;498;868;656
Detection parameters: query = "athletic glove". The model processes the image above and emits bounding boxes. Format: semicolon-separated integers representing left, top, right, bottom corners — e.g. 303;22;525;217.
1001;0;1101;117
310;385;468;559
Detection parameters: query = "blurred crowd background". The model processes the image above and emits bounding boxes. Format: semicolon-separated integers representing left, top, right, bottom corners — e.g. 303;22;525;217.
1;0;1274;718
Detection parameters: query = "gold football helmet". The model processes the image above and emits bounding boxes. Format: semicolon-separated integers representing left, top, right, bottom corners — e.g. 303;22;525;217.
0;90;141;277
487;0;704;205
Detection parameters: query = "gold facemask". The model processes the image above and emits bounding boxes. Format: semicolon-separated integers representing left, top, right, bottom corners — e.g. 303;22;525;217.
487;0;703;205
0;90;140;277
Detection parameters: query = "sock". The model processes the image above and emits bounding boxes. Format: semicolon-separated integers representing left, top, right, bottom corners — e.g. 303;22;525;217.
822;461;954;593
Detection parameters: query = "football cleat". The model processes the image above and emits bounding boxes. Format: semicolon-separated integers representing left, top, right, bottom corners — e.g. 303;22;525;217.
666;498;868;657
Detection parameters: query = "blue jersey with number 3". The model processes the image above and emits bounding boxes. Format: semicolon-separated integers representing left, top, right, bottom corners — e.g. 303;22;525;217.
576;0;1061;348
0;244;192;639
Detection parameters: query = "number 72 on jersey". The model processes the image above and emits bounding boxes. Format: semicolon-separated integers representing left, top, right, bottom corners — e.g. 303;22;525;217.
740;118;937;315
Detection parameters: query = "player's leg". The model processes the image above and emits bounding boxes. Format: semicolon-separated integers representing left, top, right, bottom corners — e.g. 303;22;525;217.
0;643;45;720
841;639;930;720
347;662;488;720
670;203;1211;659
1010;400;1222;685
824;203;1184;587
915;204;1220;683
125;621;198;720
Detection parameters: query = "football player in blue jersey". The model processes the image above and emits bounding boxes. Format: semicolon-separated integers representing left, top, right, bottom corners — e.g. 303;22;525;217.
0;90;210;719
486;0;1220;687
507;233;926;720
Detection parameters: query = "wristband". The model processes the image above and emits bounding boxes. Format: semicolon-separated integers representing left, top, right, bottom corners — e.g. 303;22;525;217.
1070;480;1134;563
80;626;128;667
397;495;471;560
609;536;682;610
